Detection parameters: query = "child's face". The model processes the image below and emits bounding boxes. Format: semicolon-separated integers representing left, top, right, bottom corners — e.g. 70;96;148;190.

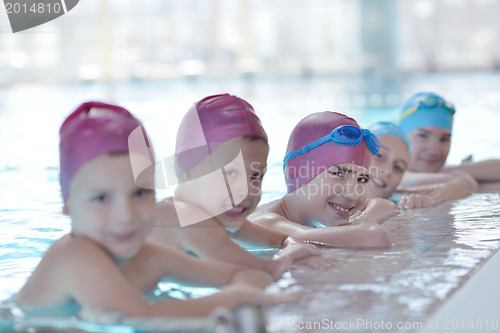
64;153;156;259
368;135;409;198
407;126;451;173
294;163;370;226
181;137;269;232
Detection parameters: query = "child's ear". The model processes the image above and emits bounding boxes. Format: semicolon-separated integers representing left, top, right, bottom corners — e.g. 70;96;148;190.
62;204;69;216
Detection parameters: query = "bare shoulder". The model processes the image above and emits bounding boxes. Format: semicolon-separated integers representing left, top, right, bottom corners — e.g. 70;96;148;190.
151;197;183;246
399;171;452;188
251;199;282;218
43;234;101;261
16;234;110;305
156;197;180;227
156;196;214;226
131;241;184;273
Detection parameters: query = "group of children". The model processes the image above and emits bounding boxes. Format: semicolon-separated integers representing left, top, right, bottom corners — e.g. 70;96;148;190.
15;92;500;318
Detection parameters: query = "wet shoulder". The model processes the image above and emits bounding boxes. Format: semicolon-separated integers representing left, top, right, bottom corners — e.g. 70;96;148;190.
156;196;191;227
252;198;283;217
48;234;113;267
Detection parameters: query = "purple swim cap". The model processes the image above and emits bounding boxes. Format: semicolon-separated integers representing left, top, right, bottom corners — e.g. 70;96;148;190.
59;101;153;202
284;112;373;193
175;94;268;176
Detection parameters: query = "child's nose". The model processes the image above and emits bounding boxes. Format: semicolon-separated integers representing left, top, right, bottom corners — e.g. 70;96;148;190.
426;138;442;156
115;198;136;225
341;180;361;200
226;177;250;204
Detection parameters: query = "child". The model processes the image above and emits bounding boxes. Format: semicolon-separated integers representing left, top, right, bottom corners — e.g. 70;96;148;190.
398;92;498;187
15;101;295;318
368;121;475;208
249;111;393;249
149;94;324;278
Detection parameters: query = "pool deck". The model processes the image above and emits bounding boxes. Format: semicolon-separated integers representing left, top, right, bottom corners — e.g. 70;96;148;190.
266;182;500;333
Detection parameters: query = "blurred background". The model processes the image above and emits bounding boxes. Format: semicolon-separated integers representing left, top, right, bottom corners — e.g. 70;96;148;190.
2;0;500;84
0;0;499;190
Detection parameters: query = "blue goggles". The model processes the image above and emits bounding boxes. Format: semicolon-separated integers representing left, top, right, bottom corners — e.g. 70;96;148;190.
283;125;381;171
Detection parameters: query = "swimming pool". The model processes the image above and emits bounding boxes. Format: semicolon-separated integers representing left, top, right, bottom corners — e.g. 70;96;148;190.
1;73;500;331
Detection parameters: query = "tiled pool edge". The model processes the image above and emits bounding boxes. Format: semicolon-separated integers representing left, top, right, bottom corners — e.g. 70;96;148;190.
266;182;500;333
419;248;500;333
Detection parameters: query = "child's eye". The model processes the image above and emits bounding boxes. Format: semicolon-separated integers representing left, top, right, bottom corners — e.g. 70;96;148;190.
329;171;344;177
91;194;108;203
375;153;383;160
440;137;451;143
134;188;153;197
358;176;370;183
394;164;406;174
417;133;428;139
250;172;263;181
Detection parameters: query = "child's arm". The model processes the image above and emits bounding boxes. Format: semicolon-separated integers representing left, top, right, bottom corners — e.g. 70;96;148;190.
139;284;299;317
178;219;289;280
233;220;290;248
252;213;392;249
26;236;294;318
151;242;273;289
397;194;433;209
233;221;322;264
398;178;475;203
442;159;500;183
399;170;478;191
356;198;397;224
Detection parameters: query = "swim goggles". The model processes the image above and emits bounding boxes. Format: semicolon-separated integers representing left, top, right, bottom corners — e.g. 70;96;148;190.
283;125;381;171
399;96;455;123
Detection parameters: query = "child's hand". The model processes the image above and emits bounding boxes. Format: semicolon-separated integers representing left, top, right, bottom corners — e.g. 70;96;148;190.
222;284;301;305
274;238;337;269
349;210;364;224
276;237;319;259
230;268;274;289
263;258;290;280
398;194;433;209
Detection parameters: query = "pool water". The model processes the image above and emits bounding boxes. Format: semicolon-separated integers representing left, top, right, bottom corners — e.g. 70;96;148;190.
1;73;500;331
266;184;500;333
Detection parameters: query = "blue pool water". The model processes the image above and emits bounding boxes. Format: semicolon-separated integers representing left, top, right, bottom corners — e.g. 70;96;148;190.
1;73;500;331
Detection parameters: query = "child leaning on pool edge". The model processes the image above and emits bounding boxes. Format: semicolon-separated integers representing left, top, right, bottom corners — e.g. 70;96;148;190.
249;111;393;249
368;121;475;208
16;101;296;317
149;94;326;279
397;92;498;188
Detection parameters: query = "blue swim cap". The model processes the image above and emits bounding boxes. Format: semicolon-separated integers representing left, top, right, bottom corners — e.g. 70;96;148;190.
398;92;455;133
369;122;410;150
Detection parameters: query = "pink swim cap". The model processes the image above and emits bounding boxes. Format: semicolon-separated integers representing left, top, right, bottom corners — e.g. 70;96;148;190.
59;101;153;202
175;94;268;176
284;112;373;193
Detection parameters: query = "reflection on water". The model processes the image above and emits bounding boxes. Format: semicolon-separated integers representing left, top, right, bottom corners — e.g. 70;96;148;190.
266;188;500;333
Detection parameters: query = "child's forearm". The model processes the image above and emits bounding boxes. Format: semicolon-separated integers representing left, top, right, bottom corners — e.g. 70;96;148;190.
401;178;474;202
288;223;393;249
428;179;473;202
443;159;500;183
273;237;319;262
141;286;260;317
233;220;289;248
229;268;273;289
